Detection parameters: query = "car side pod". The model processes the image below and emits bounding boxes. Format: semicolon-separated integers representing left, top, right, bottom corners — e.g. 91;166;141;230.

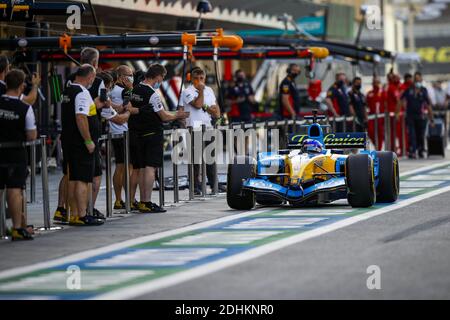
227;156;256;210
375;151;400;203
346;154;376;208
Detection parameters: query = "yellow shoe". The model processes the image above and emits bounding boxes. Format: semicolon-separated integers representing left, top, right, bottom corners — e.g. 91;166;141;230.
138;202;152;213
53;207;68;223
11;228;34;241
131;199;139;211
69;215;84;226
114;200;125;210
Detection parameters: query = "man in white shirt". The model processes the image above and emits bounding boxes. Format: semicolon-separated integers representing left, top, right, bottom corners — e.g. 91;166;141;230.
108;65;134;210
445;80;450;109
181;67;223;195
428;81;446;110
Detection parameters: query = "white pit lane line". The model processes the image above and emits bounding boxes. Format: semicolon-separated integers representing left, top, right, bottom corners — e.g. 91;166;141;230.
1;161;450;300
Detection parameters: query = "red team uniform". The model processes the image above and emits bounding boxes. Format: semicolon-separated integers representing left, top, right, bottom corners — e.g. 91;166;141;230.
398;81;412;155
366;86;385;150
385;80;401;153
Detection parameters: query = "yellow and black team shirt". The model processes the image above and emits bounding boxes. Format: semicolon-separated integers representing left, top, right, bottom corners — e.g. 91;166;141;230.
0;95;36;164
66;74;105;139
129;82;164;136
61;83;98;149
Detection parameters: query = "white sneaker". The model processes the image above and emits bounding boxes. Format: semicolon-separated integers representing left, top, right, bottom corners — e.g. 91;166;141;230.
48;158;57;169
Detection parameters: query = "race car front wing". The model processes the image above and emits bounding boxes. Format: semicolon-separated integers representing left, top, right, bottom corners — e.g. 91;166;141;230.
242;177;347;204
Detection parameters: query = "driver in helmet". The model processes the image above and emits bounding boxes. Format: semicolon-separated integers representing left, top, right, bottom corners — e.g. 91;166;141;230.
302;139;324;155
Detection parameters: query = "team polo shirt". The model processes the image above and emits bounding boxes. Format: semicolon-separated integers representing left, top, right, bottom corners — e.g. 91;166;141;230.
349;89;366;122
61;83;98;149
228;81;254;119
66;74;106;139
278;76;300;117
0;95;36;164
401;87;431;119
366;88;386;114
327;84;350;116
129;82;164;135
386;83;400;113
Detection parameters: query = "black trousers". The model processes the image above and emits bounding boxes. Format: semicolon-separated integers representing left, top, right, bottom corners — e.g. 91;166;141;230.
406;116;426;154
194;163;217;191
193;139;217;191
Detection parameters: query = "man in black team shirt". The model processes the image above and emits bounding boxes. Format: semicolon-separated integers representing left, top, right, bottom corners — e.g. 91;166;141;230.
0;55;41;105
325;73;354;132
0;70;37;240
348;77;368;132
54;48;108;223
279;63;301;119
60;65;111;226
128;63;189;213
76;48;105;218
227;69;256;124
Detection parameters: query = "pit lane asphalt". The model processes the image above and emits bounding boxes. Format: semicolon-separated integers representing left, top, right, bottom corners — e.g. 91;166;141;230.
141;184;450;300
1;156;449;299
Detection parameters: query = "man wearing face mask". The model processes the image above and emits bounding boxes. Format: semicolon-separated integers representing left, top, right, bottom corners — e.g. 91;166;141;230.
349;77;368;132
399;72;434;159
366;77;386;150
227;69;256;124
279;64;301;119
128;63;189;213
109;65;133;210
326;73;353;132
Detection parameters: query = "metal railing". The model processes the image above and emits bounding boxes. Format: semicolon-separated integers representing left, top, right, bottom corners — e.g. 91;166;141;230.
2;109;448;240
0;137;63;239
99;132;131;217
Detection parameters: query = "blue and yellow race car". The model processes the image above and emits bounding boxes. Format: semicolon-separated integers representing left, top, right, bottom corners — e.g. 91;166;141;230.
227;113;399;210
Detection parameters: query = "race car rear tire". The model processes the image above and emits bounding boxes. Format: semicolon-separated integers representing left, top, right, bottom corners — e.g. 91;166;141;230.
375;151;400;203
227;156;256;210
346;154;375;208
256;196;283;206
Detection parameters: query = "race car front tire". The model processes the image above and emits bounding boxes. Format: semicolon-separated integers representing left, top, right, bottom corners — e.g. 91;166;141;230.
346;154;376;208
375;151;399;203
227;156;256;210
